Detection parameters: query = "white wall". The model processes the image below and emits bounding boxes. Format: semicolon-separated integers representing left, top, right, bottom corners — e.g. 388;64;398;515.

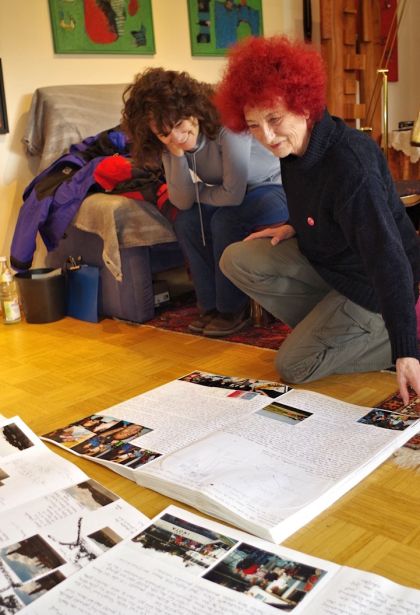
0;0;417;262
388;0;420;130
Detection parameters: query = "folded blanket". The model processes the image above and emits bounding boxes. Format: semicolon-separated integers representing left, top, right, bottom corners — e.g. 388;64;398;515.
73;194;176;280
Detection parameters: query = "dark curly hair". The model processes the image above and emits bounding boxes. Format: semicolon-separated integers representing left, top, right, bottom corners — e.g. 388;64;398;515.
122;67;220;167
214;36;327;133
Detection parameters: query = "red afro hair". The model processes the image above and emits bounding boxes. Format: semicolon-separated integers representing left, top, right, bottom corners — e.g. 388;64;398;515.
214;35;327;133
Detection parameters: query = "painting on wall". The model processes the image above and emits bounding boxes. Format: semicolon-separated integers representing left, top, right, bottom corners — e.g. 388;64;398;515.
48;0;155;55
187;0;263;56
0;60;9;135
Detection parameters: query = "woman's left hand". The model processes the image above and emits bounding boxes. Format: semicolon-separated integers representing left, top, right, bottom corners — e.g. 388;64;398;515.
165;142;185;157
244;223;296;246
396;357;420;405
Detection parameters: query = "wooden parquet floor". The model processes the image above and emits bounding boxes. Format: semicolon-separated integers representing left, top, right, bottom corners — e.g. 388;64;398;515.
1;317;419;589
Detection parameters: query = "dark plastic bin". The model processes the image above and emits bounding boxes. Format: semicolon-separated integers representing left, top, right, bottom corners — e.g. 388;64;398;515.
15;268;66;323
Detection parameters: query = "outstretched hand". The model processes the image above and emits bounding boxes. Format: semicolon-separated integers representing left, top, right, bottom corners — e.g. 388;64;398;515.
396;357;420;405
244;223;296;246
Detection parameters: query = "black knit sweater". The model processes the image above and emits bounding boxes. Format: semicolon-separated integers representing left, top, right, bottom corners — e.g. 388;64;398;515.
281;110;420;362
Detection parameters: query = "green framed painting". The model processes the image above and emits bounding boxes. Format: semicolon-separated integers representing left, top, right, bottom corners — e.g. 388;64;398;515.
48;0;155;55
187;0;263;57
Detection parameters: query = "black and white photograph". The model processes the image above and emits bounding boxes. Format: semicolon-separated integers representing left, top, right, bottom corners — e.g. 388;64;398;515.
132;513;237;572
0;424;34;457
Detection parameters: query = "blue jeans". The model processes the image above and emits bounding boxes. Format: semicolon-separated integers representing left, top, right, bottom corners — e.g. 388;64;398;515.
173;184;288;313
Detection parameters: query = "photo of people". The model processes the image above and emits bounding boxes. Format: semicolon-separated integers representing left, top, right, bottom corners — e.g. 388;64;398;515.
179;370;290;399
132;513;237;573
70;435;110;457
204;542;326;611
42;415;153;451
76;415;123;434
42;423;96;448
251;382;292;399
64;421;153;459
256;403;312;425
97;443;161;468
0;423;34;456
94;422;152;446
358;408;419;431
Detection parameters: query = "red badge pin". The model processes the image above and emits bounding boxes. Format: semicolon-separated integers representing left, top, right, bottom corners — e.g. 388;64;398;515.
307;217;315;226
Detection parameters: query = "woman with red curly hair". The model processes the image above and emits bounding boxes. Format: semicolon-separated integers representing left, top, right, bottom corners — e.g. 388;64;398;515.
215;36;420;404
122;67;288;337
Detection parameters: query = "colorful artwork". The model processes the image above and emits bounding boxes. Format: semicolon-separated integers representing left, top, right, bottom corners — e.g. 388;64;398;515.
48;0;155;54
187;0;263;56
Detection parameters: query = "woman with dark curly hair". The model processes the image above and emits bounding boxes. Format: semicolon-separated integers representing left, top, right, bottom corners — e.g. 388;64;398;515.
122;67;288;337
214;36;420;404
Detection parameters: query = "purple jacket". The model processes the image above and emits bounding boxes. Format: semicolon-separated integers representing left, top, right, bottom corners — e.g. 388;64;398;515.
10;154;107;270
10;128;129;270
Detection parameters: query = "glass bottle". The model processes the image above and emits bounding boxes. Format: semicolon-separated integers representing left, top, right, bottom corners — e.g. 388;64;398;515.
0;256;22;324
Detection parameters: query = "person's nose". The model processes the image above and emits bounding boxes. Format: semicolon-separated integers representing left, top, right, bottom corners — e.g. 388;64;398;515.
261;123;276;144
171;126;188;143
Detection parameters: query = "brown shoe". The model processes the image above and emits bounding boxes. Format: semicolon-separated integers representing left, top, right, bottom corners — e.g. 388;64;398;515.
203;307;252;338
188;309;218;333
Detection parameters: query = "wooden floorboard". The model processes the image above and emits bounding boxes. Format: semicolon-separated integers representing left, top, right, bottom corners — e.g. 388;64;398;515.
1;316;419;588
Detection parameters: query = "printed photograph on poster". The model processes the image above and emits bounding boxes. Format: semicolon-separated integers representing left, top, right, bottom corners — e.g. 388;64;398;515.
0;60;9;135
187;0;263;56
48;0;155;54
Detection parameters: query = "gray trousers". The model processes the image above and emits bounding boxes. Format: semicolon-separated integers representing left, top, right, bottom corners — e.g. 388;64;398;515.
220;238;392;383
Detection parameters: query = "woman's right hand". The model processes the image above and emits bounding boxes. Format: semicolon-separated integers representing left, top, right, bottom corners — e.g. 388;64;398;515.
164;142;186;157
244;223;296;246
396;357;420;405
153;118;199;157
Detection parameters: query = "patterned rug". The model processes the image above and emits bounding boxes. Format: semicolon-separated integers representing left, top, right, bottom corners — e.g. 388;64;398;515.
147;296;291;350
376;388;420;472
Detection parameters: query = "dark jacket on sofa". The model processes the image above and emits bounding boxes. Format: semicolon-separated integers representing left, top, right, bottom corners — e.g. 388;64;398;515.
11;128;172;271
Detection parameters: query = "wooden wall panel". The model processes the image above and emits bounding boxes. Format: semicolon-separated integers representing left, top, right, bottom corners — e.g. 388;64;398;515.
321;0;386;141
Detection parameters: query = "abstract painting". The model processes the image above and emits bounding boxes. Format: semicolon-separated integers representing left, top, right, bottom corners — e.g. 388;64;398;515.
48;0;155;54
187;0;263;56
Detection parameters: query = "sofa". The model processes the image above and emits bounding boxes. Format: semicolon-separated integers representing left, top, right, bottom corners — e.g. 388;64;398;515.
21;83;191;323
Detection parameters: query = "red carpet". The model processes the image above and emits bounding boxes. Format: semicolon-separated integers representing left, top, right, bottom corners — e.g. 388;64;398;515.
147;297;291;350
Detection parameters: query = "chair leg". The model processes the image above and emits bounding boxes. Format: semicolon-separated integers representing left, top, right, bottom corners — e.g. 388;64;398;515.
250;299;274;326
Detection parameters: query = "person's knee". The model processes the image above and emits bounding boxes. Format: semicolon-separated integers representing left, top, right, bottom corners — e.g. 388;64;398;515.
275;344;319;384
275;356;310;384
210;207;240;241
219;242;243;278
